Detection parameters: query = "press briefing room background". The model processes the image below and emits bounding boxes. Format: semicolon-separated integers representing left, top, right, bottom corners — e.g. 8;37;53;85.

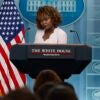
0;0;100;100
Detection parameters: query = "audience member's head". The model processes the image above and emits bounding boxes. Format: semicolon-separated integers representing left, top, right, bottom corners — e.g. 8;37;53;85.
60;81;75;90
3;87;40;100
35;82;56;100
45;84;78;100
34;69;63;92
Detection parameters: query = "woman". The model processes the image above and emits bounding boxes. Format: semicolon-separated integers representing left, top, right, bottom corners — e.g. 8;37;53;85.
34;6;67;44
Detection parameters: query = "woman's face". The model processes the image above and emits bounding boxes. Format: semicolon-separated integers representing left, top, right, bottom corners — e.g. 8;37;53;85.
40;15;53;30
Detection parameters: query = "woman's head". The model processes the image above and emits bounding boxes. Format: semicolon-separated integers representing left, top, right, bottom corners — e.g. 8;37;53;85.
33;69;62;92
35;82;56;100
36;6;61;30
45;85;78;100
3;87;40;100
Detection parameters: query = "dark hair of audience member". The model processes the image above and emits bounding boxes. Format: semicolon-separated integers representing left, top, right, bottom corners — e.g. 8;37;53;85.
60;81;75;90
35;82;56;100
2;87;40;100
45;84;78;100
33;69;63;92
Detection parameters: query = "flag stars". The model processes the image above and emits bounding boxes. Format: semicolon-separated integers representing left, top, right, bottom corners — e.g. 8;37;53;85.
8;2;11;5
11;2;14;5
8;22;11;25
3;12;6;15
10;7;13;10
1;17;4;20
14;7;17;10
7;27;10;30
4;22;7;25
2;2;4;5
4;7;7;10
9;17;12;20
14;12;17;15
10;12;13;15
5;17;8;20
17;17;20;20
1;7;3;10
16;22;19;25
0;0;25;43
15;27;19;30
13;17;16;20
21;21;23;24
12;22;15;25
7;7;10;10
0;22;3;25
5;2;8;5
6;32;9;35
10;32;14;35
5;37;8;41
3;27;6;30
6;12;9;15
11;27;14;30
2;32;5;35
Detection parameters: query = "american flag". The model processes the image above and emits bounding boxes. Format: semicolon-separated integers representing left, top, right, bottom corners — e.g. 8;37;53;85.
0;0;26;95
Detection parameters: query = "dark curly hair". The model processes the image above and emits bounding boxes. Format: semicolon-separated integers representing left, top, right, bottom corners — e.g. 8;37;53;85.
33;69;63;92
36;6;61;29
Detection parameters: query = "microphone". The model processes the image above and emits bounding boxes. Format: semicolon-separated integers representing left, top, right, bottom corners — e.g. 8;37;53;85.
21;27;30;42
70;30;81;44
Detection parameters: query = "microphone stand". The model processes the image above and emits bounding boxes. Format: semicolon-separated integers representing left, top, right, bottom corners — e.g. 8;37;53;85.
70;30;81;44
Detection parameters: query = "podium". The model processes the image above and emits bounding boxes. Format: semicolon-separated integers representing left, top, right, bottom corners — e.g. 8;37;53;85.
10;44;92;79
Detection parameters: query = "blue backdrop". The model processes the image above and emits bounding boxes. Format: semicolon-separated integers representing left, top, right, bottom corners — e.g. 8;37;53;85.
1;0;100;100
